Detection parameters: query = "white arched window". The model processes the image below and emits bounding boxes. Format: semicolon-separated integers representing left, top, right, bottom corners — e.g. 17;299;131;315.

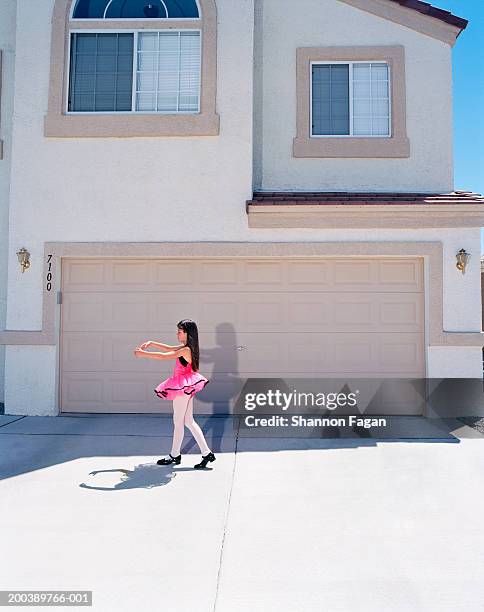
44;0;219;137
72;1;199;19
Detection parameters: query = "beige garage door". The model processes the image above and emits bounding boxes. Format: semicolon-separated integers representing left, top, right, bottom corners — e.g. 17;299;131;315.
60;257;425;413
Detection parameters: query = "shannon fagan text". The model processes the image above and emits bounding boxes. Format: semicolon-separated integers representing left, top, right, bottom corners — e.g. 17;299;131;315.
243;416;387;429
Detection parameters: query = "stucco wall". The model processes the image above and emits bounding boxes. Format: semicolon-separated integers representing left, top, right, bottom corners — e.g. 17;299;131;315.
2;0;481;416
254;0;454;191
5;0;256;326
0;0;17;407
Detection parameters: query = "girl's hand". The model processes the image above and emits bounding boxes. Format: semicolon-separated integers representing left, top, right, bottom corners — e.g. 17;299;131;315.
133;347;143;358
139;341;152;350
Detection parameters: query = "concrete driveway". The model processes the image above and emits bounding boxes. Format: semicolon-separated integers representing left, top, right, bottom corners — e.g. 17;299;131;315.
1;414;483;612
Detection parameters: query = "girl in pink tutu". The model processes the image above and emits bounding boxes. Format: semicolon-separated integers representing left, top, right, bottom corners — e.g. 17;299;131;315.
133;319;215;469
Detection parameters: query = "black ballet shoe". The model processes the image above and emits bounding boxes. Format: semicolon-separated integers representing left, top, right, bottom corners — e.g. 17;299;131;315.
157;453;181;465
194;452;216;469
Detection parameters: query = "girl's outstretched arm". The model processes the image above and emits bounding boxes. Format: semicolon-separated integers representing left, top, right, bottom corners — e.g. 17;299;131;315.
146;341;184;350
134;347;186;361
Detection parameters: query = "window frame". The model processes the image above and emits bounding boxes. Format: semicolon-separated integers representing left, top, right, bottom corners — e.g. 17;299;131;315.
309;60;392;139
293;45;409;158
44;0;219;138
66;28;202;115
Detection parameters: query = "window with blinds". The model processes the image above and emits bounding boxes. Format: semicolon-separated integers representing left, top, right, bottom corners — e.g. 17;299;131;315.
136;31;200;112
68;30;201;113
311;62;390;137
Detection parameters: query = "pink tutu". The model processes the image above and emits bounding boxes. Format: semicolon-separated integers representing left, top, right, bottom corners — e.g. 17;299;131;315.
154;356;210;401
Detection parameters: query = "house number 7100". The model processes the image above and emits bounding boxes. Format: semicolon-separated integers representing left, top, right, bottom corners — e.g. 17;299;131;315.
46;254;53;291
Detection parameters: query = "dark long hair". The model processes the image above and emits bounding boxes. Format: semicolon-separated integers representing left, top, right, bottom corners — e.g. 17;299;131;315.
177;319;200;371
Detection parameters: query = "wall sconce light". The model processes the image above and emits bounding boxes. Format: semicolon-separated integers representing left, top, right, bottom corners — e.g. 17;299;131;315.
16;247;30;273
456;248;470;275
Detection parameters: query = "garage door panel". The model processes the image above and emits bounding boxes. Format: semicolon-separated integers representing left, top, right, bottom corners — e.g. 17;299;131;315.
62;330;424;375
153;261;198;286
379;259;423;287
333;300;371;326
285;261;330;285
62;258;424;293
171;333;420;375
110;300;151;327
63;261;106;289
111;261;151;285
64;375;104;404
199;261;241;285
63;333;181;373
288;297;331;326
61;369;424;414
213;332;426;374
333;340;372;368
63;297;105;329
63;334;106;370
330;333;424;374
379;296;421;327
334;260;374;285
63;293;196;332
213;292;423;332
379;339;422;369
66;292;431;332
58;291;423;332
244;260;284;284
61;257;426;413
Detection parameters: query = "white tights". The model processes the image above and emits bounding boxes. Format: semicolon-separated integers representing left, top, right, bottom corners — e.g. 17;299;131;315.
170;394;211;456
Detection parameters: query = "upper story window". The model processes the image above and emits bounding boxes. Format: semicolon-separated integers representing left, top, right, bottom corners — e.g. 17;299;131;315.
68;30;201;113
293;46;409;158
72;0;199;19
68;0;201;114
44;0;219;137
311;61;391;137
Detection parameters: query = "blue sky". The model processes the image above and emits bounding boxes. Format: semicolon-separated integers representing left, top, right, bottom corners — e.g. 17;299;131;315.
432;1;484;250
